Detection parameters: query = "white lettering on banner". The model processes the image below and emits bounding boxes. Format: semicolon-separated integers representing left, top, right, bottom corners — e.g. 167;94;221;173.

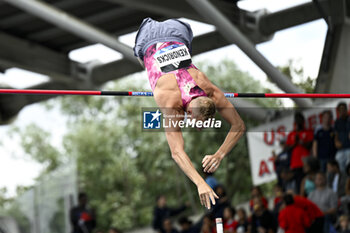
247;100;350;185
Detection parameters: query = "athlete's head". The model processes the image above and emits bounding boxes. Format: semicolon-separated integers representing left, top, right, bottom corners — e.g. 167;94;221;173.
187;96;216;122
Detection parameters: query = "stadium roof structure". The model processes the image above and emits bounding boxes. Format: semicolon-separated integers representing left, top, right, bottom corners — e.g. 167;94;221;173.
0;0;348;123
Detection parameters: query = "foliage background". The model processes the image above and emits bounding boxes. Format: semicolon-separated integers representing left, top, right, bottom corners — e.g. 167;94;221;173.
0;59;313;231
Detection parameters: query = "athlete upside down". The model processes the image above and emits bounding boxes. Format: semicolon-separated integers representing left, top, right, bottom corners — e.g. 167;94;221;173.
134;18;245;209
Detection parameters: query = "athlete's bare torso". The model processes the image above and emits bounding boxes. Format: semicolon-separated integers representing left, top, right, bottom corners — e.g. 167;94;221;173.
153;68;214;115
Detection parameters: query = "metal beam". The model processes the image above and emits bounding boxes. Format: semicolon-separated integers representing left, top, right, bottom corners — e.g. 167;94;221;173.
90;31;230;85
259;0;350;35
0;31;271;123
102;0;202;21
0;31;74;83
228;99;271;122
315;27;341;93
27;8;136;42
315;0;347;93
187;0;312;108
60;24;143;52
259;0;329;36
328;0;346;26
91;28;274;85
57;12;164;52
0;0;90;30
3;0;138;64
102;0;242;28
62;1;325;53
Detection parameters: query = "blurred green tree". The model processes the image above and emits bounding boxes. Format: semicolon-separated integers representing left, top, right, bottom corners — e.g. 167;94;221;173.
0;188;11;210
277;59;316;93
8;58;281;230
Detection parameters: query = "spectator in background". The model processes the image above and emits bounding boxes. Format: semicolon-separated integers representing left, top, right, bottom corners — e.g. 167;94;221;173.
109;228;122;233
300;156;319;197
286;112;314;193
335;102;350;173
313;110;336;172
223;206;236;233
179;217;192;233
336;215;350;233
162;218;179;233
273;184;283;208
272;137;291;186
327;160;346;198
200;214;216;233
179;217;201;233
234;208;248;233
70;192;96;233
204;172;218;190
308;172;337;233
280;168;297;194
211;185;230;219
278;194;310;233
272;185;284;222
273;185;283;209
152;195;187;232
341;164;350;215
250;196;277;233
345;164;350;196
291;193;324;233
249;186;268;212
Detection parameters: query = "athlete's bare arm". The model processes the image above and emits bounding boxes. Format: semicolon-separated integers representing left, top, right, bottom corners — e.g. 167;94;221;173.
153;74;218;209
188;69;246;173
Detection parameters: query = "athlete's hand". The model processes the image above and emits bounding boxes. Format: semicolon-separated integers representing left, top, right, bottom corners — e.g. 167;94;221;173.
197;181;218;209
202;154;222;173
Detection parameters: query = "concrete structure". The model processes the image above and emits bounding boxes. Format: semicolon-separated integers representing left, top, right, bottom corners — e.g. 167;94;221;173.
316;0;350;93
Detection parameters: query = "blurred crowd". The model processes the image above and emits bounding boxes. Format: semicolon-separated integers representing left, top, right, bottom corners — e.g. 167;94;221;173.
72;102;350;233
272;102;350;232
151;102;350;233
70;193;122;233
152;187;249;233
151;176;347;233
